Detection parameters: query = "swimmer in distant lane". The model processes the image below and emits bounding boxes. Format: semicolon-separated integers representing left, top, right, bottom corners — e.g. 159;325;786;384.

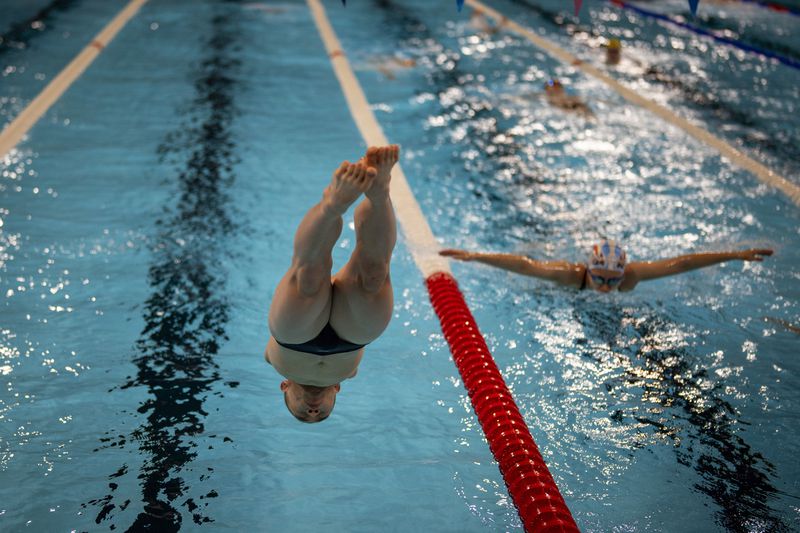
368;55;417;80
470;7;505;35
440;239;773;292
605;38;621;66
265;145;399;422
544;79;594;116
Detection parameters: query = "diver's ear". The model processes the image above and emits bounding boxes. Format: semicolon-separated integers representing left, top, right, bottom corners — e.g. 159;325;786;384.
280;380;291;392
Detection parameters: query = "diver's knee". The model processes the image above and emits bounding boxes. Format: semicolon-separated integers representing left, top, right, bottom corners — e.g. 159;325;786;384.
296;264;330;296
358;261;389;293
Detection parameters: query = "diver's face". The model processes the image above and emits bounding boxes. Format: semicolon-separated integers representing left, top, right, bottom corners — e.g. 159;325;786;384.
587;268;624;293
281;380;340;422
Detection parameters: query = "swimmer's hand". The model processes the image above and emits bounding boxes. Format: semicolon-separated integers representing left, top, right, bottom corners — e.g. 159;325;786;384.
737;248;773;261
439;248;476;261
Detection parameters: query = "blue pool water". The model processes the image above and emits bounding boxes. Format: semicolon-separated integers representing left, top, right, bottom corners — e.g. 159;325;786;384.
1;0;799;531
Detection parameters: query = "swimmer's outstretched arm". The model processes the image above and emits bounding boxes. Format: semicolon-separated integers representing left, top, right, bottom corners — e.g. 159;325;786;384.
765;317;800;335
625;248;773;286
439;249;584;288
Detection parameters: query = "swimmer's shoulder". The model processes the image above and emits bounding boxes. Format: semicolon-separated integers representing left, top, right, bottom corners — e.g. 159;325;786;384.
617;264;640;291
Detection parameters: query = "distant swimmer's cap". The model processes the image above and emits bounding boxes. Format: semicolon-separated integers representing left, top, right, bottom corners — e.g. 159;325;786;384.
588;239;626;273
607;38;621;50
544;78;563;89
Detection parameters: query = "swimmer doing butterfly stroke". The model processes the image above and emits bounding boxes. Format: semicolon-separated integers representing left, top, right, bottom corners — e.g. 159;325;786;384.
440;240;773;292
265;145;399;423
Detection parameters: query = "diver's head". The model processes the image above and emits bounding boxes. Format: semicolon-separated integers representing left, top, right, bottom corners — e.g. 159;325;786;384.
587;239;626;292
281;380;340;423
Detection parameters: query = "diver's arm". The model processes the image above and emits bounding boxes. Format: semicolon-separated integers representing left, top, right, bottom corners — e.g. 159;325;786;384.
439;249;585;287
626;249;773;283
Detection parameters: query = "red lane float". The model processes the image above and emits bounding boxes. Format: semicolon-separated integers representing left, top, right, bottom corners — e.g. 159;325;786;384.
425;272;579;533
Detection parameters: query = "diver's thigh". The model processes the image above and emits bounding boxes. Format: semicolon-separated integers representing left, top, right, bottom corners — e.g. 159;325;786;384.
329;266;393;344
268;269;333;343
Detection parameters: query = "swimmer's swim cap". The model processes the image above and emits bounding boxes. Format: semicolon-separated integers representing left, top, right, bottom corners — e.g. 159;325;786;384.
607;38;621;50
588;239;626;273
544;78;563;89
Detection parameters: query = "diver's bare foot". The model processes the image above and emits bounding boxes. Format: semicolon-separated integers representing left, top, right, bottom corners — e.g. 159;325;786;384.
325;161;376;214
364;145;399;199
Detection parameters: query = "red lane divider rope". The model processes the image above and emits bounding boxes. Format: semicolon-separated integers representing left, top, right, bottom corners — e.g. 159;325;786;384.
425;272;579;533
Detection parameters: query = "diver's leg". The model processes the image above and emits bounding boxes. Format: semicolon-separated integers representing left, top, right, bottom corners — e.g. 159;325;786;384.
269;160;376;343
330;146;399;344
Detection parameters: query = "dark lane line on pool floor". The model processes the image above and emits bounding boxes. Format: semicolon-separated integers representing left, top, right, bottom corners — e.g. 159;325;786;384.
82;3;243;530
0;0;83;58
361;1;789;529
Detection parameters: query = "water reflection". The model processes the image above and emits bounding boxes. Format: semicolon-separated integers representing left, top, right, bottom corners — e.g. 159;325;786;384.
572;304;789;531
506;0;800;172
371;0;560;252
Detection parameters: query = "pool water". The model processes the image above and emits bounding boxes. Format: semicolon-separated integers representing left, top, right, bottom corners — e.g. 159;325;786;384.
1;0;799;531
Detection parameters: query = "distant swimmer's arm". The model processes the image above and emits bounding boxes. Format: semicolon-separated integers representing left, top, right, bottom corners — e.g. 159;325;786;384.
626;249;774;283
765;317;800;335
439;249;585;288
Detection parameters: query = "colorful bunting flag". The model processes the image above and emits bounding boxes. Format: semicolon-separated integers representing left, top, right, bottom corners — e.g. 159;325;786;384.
688;0;699;14
457;0;465;12
574;0;583;16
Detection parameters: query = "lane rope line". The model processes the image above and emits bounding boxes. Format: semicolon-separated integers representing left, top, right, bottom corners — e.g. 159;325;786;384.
469;0;800;208
426;273;579;532
737;0;800;16
0;0;149;159
306;0;449;278
306;1;580;531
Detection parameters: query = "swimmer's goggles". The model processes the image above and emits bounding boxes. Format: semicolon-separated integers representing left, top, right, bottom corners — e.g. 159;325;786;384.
589;272;624;287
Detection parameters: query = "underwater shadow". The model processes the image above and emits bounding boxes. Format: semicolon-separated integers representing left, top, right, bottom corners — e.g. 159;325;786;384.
83;4;243;531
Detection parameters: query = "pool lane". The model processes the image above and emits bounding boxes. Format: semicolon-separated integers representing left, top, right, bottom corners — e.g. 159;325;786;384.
0;0;131;133
1;1;499;531
465;0;800;207
307;1;580;530
324;0;798;529
82;4;242;530
479;0;800;183
0;0;148;159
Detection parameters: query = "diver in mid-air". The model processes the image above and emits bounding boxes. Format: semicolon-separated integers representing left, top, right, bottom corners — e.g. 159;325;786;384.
265;146;400;422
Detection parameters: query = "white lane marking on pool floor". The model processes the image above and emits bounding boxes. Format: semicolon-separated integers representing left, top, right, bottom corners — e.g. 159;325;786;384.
306;0;451;278
468;0;800;208
0;0;149;159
